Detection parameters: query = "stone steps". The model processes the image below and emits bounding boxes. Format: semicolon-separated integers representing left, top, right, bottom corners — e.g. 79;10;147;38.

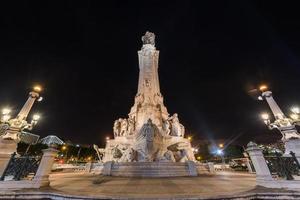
110;162;192;177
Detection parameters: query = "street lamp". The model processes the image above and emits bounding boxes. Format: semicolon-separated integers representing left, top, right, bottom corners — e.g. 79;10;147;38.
216;148;225;170
0;85;43;142
258;85;300;157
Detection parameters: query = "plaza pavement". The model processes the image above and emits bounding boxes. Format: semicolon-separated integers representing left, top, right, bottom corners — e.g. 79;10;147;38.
1;171;300;199
46;171;296;199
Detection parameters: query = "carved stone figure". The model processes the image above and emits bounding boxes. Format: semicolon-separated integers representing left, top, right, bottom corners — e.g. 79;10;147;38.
162;150;176;162
127;117;135;135
162;119;171;135
113;119;121;137
120;119;128;136
135;119;161;161
142;31;155;45
169;113;185;137
119;148;136;162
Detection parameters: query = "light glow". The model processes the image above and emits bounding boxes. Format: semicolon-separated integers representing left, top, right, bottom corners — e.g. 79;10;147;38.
217;149;223;155
33;85;42;92
259;85;268;92
2;108;11;115
291;107;300;114
219;143;224;148
2;115;11;121
261;113;269;120
32;114;40;121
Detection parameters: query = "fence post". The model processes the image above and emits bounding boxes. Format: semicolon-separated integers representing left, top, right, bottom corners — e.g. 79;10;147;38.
246;141;273;182
0;139;17;177
33;147;58;187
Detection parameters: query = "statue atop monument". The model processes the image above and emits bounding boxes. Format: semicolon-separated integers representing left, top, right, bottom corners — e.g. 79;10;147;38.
142;31;155;45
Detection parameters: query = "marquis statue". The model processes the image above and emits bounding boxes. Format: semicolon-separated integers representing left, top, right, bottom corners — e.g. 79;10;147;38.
142;31;155;45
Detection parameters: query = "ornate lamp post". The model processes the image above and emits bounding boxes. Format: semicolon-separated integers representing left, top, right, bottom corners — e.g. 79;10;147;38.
258;85;300;160
0;85;42;142
0;86;43;176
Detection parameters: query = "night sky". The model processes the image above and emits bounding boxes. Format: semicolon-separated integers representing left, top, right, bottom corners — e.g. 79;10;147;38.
1;1;300;146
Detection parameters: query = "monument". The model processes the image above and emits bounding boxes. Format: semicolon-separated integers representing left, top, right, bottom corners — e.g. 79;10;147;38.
99;32;198;177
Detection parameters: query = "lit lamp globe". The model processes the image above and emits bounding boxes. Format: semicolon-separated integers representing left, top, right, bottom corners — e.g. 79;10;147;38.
33;85;42;93
291;107;300;114
259;85;268;92
261;113;270;125
32;114;40;121
2;108;11;115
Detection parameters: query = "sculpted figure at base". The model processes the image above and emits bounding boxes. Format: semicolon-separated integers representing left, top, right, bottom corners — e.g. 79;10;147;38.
135;119;161;161
169;113;185;137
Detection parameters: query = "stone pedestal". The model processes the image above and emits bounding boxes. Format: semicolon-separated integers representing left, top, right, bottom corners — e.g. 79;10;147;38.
246;142;273;182
284;139;300;163
0;139;17;177
33;148;58;187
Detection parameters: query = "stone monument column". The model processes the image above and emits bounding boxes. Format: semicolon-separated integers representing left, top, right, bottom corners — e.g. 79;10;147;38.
16;91;40;121
261;91;285;119
129;31;168;132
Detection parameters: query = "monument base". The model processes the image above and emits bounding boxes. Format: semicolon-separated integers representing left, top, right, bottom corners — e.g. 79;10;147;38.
284;139;300;163
103;161;202;177
0;139;17;177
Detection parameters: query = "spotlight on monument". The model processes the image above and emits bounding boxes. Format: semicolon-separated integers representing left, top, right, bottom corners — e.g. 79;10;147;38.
291;106;300;114
187;136;192;141
2;108;11;115
106;136;110;140
259;85;268;92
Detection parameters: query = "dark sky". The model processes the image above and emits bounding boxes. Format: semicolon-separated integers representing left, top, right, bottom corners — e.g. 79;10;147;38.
1;1;300;146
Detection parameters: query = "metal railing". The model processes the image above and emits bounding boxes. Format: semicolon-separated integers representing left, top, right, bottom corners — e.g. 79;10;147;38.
265;151;300;180
0;152;41;181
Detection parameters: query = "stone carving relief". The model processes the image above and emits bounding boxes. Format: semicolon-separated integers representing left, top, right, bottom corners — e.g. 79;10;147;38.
135;119;161;161
113;117;136;137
